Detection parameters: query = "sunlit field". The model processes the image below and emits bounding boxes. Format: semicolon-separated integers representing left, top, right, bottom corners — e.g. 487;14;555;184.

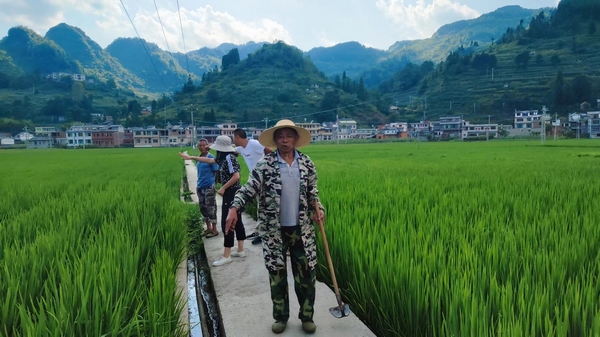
2;140;599;336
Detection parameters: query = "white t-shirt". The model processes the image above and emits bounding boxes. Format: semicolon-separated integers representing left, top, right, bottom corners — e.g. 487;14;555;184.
235;139;265;172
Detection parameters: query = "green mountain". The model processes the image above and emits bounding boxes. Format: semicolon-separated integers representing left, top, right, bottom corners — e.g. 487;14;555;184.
44;23;144;90
0;26;80;74
172;41;264;79
306;41;387;80
306;6;548;89
173;42;386;126
105;37;190;92
378;0;600;124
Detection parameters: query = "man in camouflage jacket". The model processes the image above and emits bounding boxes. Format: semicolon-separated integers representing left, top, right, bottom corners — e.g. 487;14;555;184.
230;150;323;271
225;121;324;334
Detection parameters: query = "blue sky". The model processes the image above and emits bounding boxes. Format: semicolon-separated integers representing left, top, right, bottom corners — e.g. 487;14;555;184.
0;0;559;52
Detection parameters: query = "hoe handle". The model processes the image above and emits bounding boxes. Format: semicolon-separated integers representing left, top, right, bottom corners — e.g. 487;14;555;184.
314;200;341;298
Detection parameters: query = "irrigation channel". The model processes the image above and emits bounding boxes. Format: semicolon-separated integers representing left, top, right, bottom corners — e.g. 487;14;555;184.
187;251;226;337
181;164;226;337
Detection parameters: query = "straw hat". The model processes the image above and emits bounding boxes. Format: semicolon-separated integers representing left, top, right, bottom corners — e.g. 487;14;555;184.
258;119;312;149
210;135;236;152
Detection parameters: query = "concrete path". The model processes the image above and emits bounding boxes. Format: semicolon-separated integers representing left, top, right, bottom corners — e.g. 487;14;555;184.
183;159;376;337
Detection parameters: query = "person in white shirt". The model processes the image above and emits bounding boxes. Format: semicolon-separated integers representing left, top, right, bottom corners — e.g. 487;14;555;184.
233;128;272;245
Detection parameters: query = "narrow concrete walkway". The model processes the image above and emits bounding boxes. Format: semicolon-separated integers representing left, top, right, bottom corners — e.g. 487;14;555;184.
183;159;376;337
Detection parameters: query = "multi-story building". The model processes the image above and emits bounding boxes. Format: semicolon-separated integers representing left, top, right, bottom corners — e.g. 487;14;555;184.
218;123;237;137
408;121;430;138
36;127;66;146
514;110;542;130
376;127;400;140
388;122;408;132
319;124;334;141
587;111;600;138
439;116;463;138
66;126;92;147
338;118;357;137
27;137;52;149
132;126;166;148
355;128;378;139
196;126;222;143
168;125;192;147
461;121;499;139
91;125;125;147
295;122;322;142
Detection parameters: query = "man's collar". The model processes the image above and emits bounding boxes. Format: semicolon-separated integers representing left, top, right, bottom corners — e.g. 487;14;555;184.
276;149;299;163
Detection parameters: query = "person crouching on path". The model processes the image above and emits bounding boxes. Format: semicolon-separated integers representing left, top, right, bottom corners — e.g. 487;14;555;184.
225;120;325;334
192;135;247;267
179;138;220;238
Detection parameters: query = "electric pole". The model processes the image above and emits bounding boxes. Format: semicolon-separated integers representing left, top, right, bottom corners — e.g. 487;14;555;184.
336;114;340;146
486;114;491;141
190;104;195;148
262;117;270;130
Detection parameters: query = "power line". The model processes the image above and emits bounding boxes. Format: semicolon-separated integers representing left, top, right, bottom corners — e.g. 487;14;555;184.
153;0;184;84
119;0;170;91
153;0;175;65
176;0;191;74
192;91;409;127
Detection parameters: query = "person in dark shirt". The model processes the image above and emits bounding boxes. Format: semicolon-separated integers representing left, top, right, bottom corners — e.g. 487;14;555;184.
194;135;247;267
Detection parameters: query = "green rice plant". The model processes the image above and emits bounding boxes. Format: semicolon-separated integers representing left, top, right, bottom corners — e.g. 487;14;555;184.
301;140;600;337
0;149;188;336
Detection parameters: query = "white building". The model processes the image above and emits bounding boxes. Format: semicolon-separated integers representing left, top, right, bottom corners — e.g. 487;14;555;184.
462;121;499;139
514;110;542;130
1;137;15;145
14;132;34;142
66;126;92;147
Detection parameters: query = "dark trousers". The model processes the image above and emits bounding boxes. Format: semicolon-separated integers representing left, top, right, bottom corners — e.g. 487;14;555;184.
221;187;245;247
268;225;316;323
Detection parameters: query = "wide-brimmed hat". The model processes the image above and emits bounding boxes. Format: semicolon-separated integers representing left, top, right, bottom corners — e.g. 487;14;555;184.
210;135;236;152
258;119;312;149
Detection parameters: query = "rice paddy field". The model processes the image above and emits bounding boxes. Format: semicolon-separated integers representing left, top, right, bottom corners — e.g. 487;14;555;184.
1;139;599;336
0;149;188;336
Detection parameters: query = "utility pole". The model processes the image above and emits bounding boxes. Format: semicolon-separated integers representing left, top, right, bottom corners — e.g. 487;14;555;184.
491;68;494;80
336;114;340;146
262;117;270;130
473;103;476;115
554;113;558;141
23;127;29;149
190;104;195;149
486;114;491;141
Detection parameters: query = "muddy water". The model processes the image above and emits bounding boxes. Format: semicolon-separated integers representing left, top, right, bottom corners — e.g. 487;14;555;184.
187;251;226;337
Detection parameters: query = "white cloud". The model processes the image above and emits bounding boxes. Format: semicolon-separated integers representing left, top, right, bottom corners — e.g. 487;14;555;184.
376;0;480;38
128;5;292;52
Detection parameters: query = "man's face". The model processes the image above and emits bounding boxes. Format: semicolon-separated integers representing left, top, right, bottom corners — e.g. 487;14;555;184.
233;134;242;146
198;141;208;154
274;128;298;152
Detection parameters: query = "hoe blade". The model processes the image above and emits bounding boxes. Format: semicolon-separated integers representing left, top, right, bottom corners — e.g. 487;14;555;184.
329;303;351;318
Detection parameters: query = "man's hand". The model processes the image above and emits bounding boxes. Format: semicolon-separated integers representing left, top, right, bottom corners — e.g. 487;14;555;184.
217;187;225;196
178;152;190;160
311;208;325;224
225;208;238;233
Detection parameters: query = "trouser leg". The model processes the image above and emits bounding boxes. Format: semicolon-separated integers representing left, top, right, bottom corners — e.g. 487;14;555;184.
269;267;289;322
288;226;316;322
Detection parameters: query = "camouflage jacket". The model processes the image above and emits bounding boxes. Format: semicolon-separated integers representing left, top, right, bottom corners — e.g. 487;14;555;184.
232;150;323;272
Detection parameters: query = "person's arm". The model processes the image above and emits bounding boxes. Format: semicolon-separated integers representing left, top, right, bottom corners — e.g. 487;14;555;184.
189;155;216;164
225;159;264;232
263;147;273;155
305;157;325;223
218;172;240;195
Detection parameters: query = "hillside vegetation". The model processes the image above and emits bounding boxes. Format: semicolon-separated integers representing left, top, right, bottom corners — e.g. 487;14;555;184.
171;42;387;127
377;0;600;124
